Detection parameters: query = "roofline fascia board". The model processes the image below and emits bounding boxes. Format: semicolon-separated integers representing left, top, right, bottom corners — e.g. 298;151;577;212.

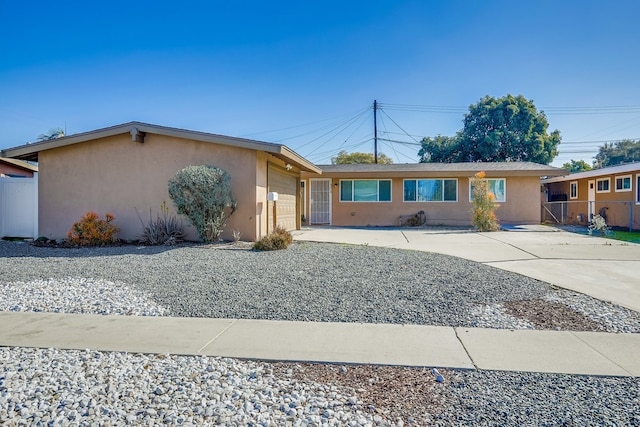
542;162;640;183
1;123;134;159
0;157;39;172
1;121;322;173
132;123;321;173
313;167;565;177
279;146;322;174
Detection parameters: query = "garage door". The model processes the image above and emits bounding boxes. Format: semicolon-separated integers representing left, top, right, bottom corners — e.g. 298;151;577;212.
267;165;298;232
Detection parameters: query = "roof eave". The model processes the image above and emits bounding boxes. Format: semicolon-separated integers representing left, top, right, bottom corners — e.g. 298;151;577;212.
1;122;138;161
0;156;39;172
1;121;322;172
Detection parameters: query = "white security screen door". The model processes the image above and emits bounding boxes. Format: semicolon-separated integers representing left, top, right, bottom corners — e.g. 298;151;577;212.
588;180;595;219
309;179;331;224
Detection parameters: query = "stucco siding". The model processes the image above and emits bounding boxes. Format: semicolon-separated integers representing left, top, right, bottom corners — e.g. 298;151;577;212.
38;133;260;241
544;170;640;229
302;173;542;227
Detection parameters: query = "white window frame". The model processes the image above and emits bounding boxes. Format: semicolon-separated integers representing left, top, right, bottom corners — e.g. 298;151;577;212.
469;178;506;203
569;181;578;199
636;174;640;204
339;179;392;202
596;178;610;193
615;175;632;192
403;178;458;202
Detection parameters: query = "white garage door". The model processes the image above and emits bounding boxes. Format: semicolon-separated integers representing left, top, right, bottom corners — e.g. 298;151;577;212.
267;165;298;232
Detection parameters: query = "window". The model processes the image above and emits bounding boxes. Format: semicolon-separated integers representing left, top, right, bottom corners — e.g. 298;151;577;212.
404;179;457;202
470;178;506;202
340;179;391;202
596;178;610;193
637;175;640;204
569;181;578;199
615;175;631;192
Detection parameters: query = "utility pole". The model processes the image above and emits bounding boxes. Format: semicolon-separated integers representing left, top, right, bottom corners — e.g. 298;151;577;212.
373;100;378;164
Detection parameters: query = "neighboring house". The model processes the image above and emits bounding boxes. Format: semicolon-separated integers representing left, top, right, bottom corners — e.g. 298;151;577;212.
1;122;320;241
0;157;38;238
542;162;640;230
300;162;564;227
0;157;37;177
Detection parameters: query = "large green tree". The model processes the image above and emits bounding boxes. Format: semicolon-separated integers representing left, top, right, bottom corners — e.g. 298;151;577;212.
561;159;593;173
594;139;640;167
419;95;561;164
331;150;393;164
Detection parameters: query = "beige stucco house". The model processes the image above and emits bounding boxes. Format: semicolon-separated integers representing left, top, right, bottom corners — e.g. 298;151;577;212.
1;122;320;241
300;162;565;227
2;121;566;241
542;162;640;230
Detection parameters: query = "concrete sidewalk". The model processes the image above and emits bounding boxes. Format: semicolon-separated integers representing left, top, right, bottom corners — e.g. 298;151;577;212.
1;311;638;377
293;226;640;313
2;226;638;379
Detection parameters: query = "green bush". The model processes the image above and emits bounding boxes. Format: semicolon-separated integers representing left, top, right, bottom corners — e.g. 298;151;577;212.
67;211;119;246
137;201;184;245
168;165;237;242
253;225;293;251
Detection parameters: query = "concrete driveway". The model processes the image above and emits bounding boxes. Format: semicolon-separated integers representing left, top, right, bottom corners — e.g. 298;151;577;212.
293;225;640;313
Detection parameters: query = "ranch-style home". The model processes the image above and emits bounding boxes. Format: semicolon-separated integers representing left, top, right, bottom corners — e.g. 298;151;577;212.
542;162;640;230
1;121;320;241
2;121;565;241
300;162;564;227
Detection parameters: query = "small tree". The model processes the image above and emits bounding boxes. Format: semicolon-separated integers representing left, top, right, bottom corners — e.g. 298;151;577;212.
561;159;593;173
168;165;237;242
470;171;500;232
331;150;393;164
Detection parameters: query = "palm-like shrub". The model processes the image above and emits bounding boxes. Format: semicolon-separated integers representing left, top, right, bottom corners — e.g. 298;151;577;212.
168;165;237;242
470;171;500;232
137;201;184;245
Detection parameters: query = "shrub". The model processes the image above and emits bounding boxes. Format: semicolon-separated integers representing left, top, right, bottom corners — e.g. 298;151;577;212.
67;211;119;246
470;171;500;232
253;225;293;251
168;165;237;242
137;201;185;245
588;214;612;236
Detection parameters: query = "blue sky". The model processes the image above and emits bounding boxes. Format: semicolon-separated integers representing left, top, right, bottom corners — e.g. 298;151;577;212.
2;0;639;167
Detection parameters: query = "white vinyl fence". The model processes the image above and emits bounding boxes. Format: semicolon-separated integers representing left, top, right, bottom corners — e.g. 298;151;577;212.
0;173;38;238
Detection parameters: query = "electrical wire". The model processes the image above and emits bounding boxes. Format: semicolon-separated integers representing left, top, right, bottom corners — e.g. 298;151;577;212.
250;101;640;164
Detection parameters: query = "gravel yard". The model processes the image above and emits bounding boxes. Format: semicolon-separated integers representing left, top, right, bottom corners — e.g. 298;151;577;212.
1;239;639;425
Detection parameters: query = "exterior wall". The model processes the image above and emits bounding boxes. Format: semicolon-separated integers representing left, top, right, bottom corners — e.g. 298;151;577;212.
38;133;262;241
545;169;640;229
255;152;302;237
0;162;35;178
301;172;543;226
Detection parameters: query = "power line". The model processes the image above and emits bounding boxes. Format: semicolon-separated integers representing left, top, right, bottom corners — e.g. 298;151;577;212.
241;106;370;139
294;108;371;153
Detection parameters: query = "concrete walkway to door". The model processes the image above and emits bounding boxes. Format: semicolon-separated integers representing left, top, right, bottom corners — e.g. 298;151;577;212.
292;225;640;314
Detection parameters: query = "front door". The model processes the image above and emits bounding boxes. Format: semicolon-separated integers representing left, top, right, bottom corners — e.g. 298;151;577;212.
309;179;331;224
587;180;595;219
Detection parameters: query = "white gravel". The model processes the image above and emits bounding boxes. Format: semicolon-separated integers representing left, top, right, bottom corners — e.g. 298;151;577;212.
1;240;639;425
0;278;168;316
1;348;375;426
